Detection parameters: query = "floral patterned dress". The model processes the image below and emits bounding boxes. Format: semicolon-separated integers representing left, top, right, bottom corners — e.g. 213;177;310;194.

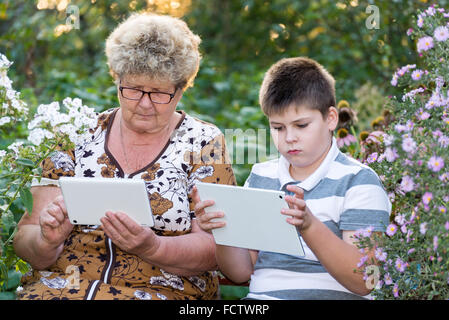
17;108;236;300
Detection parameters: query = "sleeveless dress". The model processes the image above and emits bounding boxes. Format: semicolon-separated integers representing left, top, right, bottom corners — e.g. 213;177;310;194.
17;108;236;300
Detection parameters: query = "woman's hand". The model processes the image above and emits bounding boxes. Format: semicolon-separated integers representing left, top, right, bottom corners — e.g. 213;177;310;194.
39;195;74;249
190;185;226;233
281;184;316;232
100;212;160;257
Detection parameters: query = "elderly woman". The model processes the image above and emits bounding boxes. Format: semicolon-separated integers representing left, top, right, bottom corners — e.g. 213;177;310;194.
13;13;236;300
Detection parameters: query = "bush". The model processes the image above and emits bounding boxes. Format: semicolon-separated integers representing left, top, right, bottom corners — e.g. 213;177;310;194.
353;5;449;299
0;52;98;299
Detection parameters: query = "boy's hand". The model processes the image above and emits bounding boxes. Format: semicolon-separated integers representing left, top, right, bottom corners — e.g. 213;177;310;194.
190;185;226;233
281;184;315;232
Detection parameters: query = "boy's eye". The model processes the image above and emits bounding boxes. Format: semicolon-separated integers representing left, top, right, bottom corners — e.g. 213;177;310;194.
297;123;309;129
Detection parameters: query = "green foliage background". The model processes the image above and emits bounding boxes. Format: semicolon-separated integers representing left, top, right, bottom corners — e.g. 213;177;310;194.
0;0;446;299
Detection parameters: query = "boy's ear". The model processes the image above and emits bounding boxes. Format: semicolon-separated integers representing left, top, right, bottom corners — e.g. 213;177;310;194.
327;106;339;131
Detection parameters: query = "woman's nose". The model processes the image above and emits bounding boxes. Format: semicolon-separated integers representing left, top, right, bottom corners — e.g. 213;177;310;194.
139;92;153;108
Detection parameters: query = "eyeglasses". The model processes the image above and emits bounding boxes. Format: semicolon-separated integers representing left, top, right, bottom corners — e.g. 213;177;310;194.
119;83;177;104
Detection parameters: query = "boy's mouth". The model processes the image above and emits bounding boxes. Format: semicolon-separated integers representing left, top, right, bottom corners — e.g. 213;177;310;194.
287;149;301;155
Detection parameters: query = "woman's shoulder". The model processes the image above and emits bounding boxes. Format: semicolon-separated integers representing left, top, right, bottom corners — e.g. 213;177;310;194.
181;112;223;137
92;107;117;133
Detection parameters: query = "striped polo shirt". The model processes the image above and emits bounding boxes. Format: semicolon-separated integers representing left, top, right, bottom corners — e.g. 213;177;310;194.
244;138;391;300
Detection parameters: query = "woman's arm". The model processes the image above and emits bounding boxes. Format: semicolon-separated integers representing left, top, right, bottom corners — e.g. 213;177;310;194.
101;211;218;276
13;186;73;270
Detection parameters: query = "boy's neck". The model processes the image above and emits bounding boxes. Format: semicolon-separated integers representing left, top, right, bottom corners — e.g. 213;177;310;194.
288;140;332;182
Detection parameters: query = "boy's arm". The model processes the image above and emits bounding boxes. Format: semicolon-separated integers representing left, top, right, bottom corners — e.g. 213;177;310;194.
282;184;375;296
300;219;374;296
215;246;256;284
191;185;256;284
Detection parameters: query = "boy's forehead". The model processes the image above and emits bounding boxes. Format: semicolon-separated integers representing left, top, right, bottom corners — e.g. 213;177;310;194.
268;104;319;121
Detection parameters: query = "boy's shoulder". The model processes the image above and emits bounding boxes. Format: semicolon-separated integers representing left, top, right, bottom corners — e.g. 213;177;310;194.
250;158;280;178
331;152;383;186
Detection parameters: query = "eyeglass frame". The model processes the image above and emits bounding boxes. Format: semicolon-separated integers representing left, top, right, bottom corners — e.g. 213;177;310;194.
118;81;177;104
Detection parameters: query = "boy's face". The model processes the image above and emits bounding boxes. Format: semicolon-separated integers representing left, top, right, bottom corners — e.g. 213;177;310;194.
268;104;338;180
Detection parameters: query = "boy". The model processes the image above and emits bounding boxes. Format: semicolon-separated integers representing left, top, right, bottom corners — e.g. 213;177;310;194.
192;57;391;300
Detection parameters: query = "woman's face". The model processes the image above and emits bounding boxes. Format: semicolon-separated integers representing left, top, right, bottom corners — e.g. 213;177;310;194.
118;74;182;134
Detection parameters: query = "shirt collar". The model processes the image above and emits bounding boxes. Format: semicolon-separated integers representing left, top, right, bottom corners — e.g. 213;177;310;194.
278;137;339;191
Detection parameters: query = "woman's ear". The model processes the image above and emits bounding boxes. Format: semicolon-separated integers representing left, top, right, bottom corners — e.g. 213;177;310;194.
327;106;339;131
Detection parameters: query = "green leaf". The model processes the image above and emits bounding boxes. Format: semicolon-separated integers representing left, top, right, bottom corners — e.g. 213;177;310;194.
19;187;33;214
1;270;21;291
15;158;35;168
0;291;16;300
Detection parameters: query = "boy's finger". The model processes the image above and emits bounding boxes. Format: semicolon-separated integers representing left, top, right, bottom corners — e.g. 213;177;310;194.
286;185;304;199
198;211;224;223
194;200;215;214
284;195;306;210
281;208;305;219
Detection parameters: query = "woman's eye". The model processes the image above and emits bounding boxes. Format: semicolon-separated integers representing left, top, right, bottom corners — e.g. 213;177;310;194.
271;127;283;131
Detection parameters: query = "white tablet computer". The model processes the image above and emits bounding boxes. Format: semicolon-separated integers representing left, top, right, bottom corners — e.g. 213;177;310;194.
59;177;154;227
195;182;304;256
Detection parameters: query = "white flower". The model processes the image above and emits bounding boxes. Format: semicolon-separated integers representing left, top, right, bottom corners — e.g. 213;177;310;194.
0;116;11;126
7;141;24;156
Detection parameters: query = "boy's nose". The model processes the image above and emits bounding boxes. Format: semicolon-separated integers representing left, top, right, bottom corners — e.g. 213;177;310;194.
285;128;298;143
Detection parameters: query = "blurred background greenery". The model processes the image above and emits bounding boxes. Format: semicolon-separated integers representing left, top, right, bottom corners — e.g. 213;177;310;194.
0;0;441;184
0;0;446;300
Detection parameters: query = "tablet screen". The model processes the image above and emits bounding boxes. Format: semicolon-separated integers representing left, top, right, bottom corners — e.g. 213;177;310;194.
59;177;154;227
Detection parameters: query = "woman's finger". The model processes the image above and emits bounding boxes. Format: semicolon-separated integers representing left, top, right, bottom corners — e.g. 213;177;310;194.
114;212;143;236
190;185;201;204
46;204;65;224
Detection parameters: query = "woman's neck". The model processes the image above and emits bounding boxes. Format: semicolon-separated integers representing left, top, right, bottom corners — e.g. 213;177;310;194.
119;110;180;146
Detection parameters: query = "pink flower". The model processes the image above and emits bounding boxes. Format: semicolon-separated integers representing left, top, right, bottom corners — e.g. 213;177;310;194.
438;135;449;148
337;134;357;148
411;69;423;80
433;236;439;251
434;26;449;42
393;283;399;297
375;248;387;262
445;221;449;230
386;224;398;237
357;255;369;268
384;147;399;162
417;36;434;52
402;137;416;153
400;175;415;193
427;155;444;172
366;152;378;164
384;273;393;285
422;191;433;205
416;108;430;120
420;222;427;235
395;258;407;273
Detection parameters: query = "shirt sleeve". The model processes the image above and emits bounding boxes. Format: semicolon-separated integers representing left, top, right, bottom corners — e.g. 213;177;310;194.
31;147;76;187
187;133;236;214
339;168;391;232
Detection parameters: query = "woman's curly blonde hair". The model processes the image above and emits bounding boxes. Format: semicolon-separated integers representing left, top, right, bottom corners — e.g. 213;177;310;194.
105;12;201;90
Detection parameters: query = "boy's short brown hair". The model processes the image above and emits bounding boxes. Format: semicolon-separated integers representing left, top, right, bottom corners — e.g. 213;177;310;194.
259;57;336;118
